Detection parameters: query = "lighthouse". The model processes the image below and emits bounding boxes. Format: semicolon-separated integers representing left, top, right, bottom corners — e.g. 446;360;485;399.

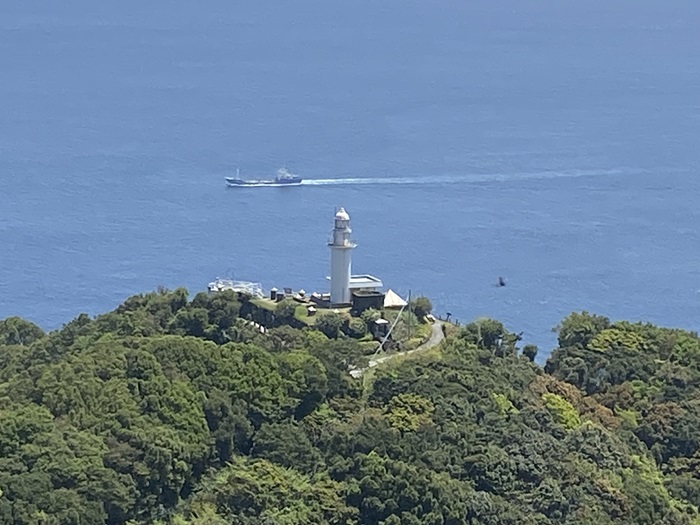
329;207;356;305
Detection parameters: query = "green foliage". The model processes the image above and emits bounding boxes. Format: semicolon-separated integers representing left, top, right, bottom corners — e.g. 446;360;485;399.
275;299;298;320
588;328;649;353
344;317;367;339
0;316;45;346
2;294;700;524
542;393;582;430
381;309;423;344
177;456;356;524
267;325;305;352
277;352;328;418
360;307;382;329
385;393;435;432
314;312;346;339
492;393;518;416
410;296;432;320
251;421;324;473
615;408;640;429
522;344;538;362
554;311;610;349
168;307;209;338
346;452;488;524
459;317;513;354
191;290;240;329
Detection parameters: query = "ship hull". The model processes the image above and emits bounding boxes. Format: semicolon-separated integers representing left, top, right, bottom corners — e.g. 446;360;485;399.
225;178;302;187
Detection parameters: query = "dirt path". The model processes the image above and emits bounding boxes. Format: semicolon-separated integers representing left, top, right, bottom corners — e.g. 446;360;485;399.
350;321;444;378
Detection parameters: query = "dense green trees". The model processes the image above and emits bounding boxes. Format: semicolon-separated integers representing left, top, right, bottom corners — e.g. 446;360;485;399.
0;316;44;346
315;312;347;339
176;456;356;525
1;294;700;524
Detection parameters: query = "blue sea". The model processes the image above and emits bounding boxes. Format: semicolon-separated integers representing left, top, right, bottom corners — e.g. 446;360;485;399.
1;0;699;360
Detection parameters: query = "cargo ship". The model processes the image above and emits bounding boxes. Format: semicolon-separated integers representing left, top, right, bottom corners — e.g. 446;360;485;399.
225;168;302;187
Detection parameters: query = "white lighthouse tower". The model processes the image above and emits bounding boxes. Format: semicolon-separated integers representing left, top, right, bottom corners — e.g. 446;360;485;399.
329;207;356;305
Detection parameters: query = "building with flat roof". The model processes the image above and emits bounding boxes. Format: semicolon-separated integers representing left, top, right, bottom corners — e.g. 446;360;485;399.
349;274;383;291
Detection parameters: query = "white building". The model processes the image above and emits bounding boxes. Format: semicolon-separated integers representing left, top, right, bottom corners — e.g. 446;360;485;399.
207;278;264;298
328;207;383;306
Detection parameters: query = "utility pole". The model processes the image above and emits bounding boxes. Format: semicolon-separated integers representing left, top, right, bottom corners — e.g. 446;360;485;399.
407;289;412;338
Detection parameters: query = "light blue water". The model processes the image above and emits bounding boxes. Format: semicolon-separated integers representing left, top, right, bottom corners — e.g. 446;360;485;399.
1;0;699;359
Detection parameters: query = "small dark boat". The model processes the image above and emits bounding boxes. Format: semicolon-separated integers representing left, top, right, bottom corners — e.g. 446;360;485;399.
498;276;506;287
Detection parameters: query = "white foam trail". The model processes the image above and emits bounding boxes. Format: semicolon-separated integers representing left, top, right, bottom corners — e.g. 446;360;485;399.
300;167;633;187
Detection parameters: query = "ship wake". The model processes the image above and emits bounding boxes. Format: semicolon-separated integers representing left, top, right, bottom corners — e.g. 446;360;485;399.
300;168;637;186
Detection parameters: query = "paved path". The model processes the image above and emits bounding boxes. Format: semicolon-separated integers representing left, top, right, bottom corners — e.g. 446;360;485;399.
350;321;444;378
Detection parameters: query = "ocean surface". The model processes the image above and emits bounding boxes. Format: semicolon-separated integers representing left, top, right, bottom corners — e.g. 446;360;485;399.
1;0;699;361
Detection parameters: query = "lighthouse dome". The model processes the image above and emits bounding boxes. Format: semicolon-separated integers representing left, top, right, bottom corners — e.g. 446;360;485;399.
335;207;350;221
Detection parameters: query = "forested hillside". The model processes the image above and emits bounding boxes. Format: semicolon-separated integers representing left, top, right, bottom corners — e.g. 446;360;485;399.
1;289;700;524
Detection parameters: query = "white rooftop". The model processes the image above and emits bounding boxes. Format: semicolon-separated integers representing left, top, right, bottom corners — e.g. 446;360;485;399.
349;274;383;289
383;289;408;308
325;274;383;289
335;207;350;221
